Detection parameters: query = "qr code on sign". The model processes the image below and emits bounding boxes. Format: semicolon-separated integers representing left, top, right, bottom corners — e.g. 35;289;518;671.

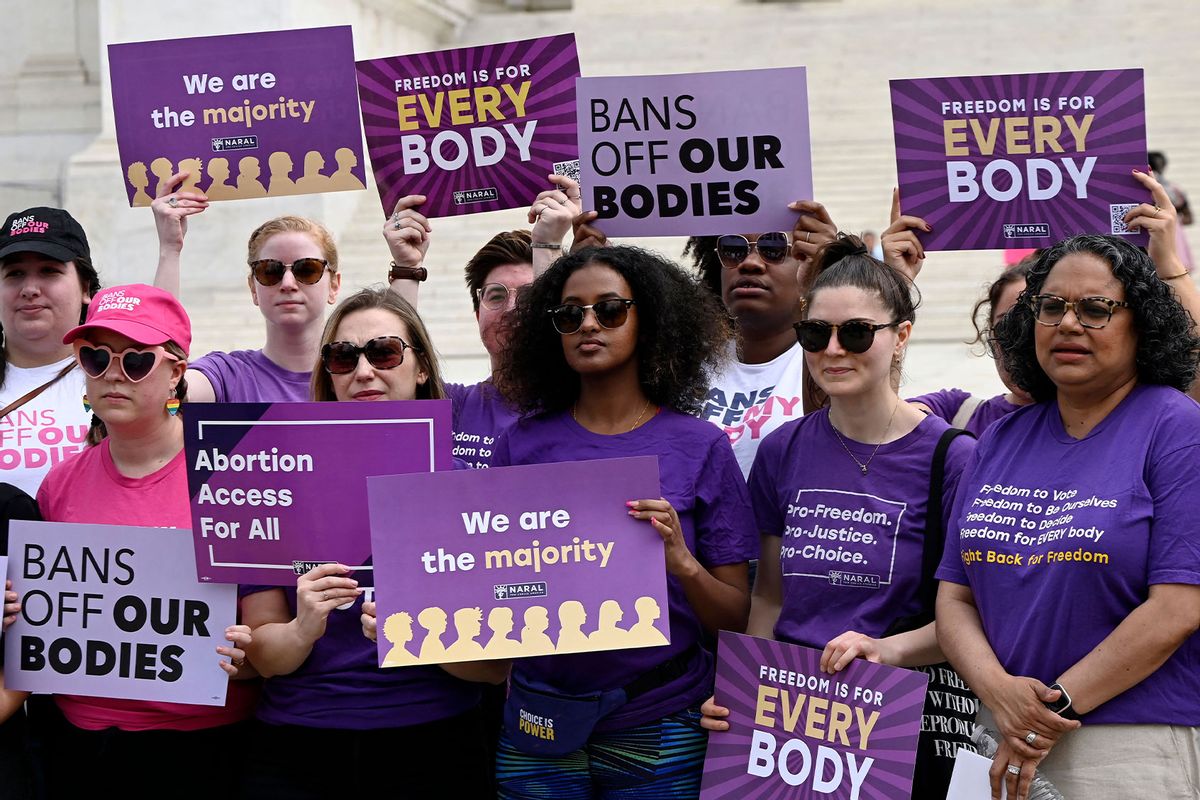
1110;203;1139;235
553;159;581;188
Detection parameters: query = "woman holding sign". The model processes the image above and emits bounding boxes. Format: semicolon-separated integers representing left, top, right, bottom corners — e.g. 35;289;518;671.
240;287;494;798
491;245;758;797
27;284;256;796
700;236;976;799
935;232;1200;800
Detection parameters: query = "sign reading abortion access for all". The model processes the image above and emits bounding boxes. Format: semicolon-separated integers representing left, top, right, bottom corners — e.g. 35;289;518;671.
575;67;812;237
184;401;452;586
3;521;235;706
367;456;670;667
356;34;581;217
700;632;928;800
109;26;367;206
890;69;1150;250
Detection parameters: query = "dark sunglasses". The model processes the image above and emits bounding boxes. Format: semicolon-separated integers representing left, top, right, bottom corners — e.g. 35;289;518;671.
547;299;636;335
793;320;900;354
74;341;180;382
249;258;330;287
715;232;791;269
321;336;420;375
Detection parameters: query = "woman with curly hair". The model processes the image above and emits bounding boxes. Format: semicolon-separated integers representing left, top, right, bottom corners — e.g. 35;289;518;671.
936;232;1200;800
492;245;758;798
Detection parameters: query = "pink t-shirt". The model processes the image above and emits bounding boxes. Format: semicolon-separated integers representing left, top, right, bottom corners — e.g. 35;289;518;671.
36;439;257;731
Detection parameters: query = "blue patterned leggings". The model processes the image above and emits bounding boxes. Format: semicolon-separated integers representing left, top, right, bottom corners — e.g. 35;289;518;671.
495;707;708;799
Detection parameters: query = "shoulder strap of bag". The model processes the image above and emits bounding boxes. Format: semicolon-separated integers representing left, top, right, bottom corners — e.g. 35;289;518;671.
950;394;985;430
0;362;75;422
917;427;974;614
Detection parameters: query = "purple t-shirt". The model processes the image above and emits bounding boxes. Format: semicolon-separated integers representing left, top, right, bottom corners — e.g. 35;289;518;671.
910;387;1023;437
447;379;519;469
749;410;973;648
937;384;1200;725
191;349;311;402
492;408;758;732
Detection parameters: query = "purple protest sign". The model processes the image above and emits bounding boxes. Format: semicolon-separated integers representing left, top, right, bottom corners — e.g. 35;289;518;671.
700;632;928;800
891;69;1150;251
575;68;811;237
356;34;581;218
368;456;669;667
109;26;367;207
3;520;234;706
184;401;452;586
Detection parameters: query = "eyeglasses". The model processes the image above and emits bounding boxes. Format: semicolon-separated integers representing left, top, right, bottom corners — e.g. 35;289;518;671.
478;283;516;311
793;320;900;354
321;336;421;375
74;341;180;382
249;258;330;287
548;299;636;335
714;232;791;269
1029;294;1129;329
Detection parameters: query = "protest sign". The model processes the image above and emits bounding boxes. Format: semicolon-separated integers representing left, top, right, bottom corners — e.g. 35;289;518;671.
109;26;367;206
575;67;811;237
891;69;1150;250
184;401;452;586
700;631;928;800
368;456;669;666
3;520;234;705
356;34;581;217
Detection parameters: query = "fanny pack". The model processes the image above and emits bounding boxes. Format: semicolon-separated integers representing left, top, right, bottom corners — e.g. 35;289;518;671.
504;645;698;756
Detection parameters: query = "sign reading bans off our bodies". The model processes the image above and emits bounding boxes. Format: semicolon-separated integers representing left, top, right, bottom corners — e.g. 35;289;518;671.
576;67;813;237
890;68;1150;251
3;521;236;706
108;26;367;206
368;456;671;667
356;34;581;218
184;401;452;586
700;632;928;800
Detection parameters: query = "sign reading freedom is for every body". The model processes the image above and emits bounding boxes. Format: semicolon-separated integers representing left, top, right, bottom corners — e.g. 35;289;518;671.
184;401;452;586
576;67;813;236
368;456;670;667
891;69;1150;250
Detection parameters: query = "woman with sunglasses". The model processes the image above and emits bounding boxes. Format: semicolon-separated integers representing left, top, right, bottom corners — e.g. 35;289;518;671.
152;172;341;402
491;245;757;798
935;233;1200;800
700;236;975;797
23;284;256;795
684;202;838;477
239;287;492;797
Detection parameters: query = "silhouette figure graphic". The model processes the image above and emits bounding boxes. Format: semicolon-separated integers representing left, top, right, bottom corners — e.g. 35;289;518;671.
149;157;174;198
519;605;554;655
127;161;152;207
555;600;589;653
204;157;237;200
381;611;418;666
328;147;366;191
235;156;267;199
589;599;630;649
294;150;329;193
483;607;522;658
268;151;297;196
628;596;669;647
417;606;448;662
444;607;485;660
177;158;203;193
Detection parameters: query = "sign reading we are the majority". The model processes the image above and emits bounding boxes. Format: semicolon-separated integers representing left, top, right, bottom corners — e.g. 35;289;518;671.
891;69;1150;250
184;401;452;586
3;521;235;706
356;34;581;217
700;632;928;800
576;67;813;237
108;26;367;206
368;457;670;667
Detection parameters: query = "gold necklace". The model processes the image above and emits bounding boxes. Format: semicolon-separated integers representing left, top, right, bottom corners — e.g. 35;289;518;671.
830;399;900;476
573;398;653;433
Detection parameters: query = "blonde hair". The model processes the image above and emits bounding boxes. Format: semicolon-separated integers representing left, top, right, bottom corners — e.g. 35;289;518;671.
310;288;446;402
246;216;338;271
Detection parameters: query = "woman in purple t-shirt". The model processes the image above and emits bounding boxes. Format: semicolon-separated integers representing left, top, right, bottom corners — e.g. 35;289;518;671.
936;232;1200;800
490;245;759;798
239;288;492;797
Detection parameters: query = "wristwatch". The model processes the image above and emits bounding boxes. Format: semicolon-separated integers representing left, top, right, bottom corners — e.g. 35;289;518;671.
1044;682;1079;720
388;262;428;282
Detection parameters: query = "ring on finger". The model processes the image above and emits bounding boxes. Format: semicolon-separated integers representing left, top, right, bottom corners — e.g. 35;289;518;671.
1024;731;1038;746
167;196;179;208
232;657;245;668
1006;764;1021;776
322;590;329;601
393;221;402;230
1153;204;1162;216
805;231;812;243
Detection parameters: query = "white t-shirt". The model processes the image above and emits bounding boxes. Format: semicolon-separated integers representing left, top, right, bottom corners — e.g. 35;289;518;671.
0;357;90;497
698;341;807;478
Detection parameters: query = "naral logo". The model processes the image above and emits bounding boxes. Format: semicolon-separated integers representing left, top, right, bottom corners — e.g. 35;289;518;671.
454;188;499;205
212;136;259;152
494;582;547;600
1003;223;1050;239
828;571;881;589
